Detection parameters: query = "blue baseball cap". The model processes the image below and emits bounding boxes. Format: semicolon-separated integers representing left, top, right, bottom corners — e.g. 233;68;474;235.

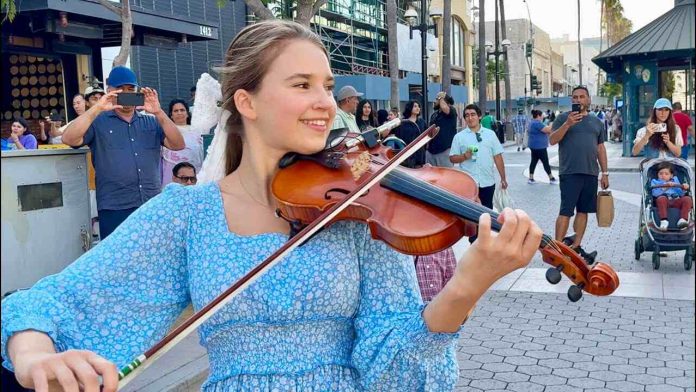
653;98;672;110
107;66;139;88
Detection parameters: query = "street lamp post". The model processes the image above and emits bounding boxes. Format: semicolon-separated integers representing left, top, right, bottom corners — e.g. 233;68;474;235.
485;0;510;126
405;2;441;122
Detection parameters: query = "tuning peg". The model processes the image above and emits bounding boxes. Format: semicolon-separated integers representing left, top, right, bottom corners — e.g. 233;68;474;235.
545;265;563;285
567;283;584;302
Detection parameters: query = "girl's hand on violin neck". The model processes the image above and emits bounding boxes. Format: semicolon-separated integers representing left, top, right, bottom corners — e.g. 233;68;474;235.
455;209;542;291
13;349;118;392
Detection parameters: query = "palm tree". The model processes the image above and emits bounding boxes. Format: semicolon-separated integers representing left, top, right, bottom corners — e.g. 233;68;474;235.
498;0;512;121
387;0;400;108
441;0;452;95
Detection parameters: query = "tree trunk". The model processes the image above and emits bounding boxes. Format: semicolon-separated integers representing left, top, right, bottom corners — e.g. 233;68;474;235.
112;0;132;67
499;0;512;121
242;0;275;20
295;0;327;26
386;0;399;108
477;0;486;109
97;0;132;67
441;0;452;95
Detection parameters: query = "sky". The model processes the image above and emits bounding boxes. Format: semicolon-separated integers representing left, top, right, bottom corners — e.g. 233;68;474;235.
477;0;674;41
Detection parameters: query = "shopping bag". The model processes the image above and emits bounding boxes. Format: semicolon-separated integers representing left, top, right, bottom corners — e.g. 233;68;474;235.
596;190;614;227
493;187;515;212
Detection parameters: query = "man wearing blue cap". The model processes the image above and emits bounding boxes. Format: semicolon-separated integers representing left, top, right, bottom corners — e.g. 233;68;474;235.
62;66;185;239
549;86;609;264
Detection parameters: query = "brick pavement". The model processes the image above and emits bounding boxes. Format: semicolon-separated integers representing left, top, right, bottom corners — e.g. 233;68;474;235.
455;291;695;392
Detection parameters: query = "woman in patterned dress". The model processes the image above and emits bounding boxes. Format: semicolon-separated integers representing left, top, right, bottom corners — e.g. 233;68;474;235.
1;20;542;392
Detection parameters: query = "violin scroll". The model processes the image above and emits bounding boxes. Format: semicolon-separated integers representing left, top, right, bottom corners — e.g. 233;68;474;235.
540;239;620;302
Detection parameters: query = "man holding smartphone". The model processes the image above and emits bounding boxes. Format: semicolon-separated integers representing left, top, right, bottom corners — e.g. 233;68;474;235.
62;66;185;239
549;86;609;263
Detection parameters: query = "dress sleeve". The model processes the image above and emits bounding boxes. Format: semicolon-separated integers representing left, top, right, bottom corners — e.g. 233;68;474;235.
1;185;192;371
350;225;460;390
634;127;646;144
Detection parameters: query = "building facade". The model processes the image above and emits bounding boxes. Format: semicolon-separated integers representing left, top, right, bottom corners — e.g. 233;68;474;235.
480;19;560;101
130;0;247;106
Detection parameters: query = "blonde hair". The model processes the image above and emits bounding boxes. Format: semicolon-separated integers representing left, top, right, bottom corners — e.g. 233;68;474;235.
216;20;328;174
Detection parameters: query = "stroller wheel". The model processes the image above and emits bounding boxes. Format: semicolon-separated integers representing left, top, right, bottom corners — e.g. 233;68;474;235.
634;238;642;260
652;247;661;270
685;246;694;271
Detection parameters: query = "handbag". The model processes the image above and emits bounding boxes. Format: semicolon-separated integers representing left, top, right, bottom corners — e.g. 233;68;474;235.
596;190;614;227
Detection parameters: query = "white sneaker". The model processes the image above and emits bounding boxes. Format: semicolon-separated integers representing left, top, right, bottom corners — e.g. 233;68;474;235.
659;220;669;230
677;218;689;229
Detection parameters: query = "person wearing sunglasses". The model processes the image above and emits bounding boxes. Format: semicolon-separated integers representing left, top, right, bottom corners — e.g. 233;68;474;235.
450;104;508;243
171;161;198;185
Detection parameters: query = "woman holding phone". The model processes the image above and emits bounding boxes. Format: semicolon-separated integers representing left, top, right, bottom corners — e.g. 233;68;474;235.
632;98;683;158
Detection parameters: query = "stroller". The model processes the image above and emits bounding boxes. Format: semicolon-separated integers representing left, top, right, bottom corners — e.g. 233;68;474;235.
635;158;695;270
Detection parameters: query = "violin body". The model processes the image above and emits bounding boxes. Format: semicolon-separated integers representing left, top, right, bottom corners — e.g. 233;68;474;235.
272;146;478;255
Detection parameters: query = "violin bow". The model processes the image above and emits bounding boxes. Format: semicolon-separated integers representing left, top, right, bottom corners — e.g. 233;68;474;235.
115;126;439;389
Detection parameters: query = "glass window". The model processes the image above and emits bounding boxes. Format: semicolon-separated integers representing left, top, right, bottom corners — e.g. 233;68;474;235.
450;18;465;67
17;182;63;212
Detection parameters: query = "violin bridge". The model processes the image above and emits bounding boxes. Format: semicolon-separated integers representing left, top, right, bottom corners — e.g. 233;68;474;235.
350;151;372;180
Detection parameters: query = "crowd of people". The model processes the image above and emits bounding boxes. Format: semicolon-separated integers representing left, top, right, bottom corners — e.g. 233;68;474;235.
0;18;693;392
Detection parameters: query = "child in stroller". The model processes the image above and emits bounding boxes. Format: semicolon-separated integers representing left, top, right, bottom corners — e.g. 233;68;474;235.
651;162;692;230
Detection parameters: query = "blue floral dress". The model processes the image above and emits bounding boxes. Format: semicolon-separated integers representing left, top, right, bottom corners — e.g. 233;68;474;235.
1;182;461;391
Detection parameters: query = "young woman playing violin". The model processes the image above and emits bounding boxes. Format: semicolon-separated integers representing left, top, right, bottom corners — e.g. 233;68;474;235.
2;21;545;391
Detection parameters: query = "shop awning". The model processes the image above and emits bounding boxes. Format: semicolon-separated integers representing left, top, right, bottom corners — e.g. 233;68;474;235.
13;0;219;46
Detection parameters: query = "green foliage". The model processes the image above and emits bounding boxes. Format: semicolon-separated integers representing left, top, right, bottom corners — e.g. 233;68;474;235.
2;0;17;23
600;82;622;99
601;0;632;46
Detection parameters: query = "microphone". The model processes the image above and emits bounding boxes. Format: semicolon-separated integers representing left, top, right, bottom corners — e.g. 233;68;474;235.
346;118;402;148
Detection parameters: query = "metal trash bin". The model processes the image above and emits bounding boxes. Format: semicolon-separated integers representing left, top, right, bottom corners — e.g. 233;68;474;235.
1;148;92;296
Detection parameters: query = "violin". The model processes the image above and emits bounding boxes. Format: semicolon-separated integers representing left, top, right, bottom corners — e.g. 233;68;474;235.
272;123;619;303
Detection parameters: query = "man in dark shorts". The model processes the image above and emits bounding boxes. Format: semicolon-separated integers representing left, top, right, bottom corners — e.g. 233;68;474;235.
550;86;609;262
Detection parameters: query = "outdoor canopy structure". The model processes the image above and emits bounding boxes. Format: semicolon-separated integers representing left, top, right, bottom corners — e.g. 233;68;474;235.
593;0;695;156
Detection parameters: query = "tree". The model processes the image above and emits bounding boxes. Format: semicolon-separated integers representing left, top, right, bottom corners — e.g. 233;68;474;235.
1;0;16;23
441;0;452;95
599;82;622;100
97;0;133;67
498;0;512;121
477;0;486;109
237;0;327;26
386;0;399;108
601;0;632;46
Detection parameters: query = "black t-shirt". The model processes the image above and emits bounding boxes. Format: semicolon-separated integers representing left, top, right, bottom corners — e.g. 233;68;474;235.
394;120;426;168
427;108;458;154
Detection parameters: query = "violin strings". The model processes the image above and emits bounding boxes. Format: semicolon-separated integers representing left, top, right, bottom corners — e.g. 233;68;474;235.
387;169;562;253
371;158;562;253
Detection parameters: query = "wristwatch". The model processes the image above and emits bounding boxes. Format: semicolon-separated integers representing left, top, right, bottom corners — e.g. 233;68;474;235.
601;172;609;176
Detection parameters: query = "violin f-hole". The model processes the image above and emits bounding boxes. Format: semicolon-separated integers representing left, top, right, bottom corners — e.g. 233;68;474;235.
324;188;370;200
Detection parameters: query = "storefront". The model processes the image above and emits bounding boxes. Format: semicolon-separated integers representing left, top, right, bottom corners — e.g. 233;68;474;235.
593;0;695;157
1;0;219;138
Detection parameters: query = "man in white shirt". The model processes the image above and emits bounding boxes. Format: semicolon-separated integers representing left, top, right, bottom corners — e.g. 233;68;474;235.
331;85;362;133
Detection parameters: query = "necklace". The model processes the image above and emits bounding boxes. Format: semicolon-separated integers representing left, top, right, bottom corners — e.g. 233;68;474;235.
238;174;272;208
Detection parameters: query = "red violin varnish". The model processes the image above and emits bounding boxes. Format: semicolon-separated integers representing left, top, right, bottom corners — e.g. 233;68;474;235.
272;124;620;303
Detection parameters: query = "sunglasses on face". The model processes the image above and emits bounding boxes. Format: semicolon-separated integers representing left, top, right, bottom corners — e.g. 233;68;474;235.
175;175;197;184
